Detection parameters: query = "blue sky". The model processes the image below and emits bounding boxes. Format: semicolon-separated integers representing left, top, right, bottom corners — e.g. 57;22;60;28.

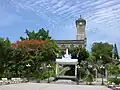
0;0;120;52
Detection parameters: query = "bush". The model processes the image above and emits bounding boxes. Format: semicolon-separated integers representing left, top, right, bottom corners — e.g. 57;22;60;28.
40;72;49;80
108;78;120;85
84;74;93;85
39;70;55;80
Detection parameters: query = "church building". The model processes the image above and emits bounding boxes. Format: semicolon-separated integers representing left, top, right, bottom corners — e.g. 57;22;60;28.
55;16;87;49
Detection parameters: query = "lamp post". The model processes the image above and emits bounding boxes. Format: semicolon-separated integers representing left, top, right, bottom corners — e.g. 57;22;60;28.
47;64;52;83
99;56;105;85
26;64;31;82
100;65;105;85
39;66;43;83
76;65;81;85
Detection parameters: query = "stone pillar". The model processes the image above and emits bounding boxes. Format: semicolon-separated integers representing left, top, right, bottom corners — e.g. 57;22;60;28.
66;48;68;55
57;63;60;76
75;65;77;77
56;63;58;77
93;68;97;81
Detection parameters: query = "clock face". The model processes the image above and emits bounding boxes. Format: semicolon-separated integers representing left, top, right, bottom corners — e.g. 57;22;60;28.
79;22;83;25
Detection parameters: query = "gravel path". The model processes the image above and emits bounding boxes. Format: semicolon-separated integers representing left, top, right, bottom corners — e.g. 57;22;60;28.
0;83;111;90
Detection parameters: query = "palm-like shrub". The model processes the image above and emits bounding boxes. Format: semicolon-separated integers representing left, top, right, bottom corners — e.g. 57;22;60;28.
84;74;93;85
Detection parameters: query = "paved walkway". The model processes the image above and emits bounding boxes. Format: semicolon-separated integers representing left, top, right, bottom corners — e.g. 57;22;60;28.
0;83;111;90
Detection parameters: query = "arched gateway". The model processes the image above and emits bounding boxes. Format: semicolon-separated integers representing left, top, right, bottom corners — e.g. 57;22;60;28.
54;48;79;84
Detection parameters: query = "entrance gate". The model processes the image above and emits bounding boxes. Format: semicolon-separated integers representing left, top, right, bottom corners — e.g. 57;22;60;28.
54;48;79;84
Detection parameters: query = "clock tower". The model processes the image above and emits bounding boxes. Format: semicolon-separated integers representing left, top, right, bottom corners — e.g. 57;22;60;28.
55;15;87;50
76;15;86;41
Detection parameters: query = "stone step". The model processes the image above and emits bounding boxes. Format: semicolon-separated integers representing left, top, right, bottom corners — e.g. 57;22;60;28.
51;80;77;84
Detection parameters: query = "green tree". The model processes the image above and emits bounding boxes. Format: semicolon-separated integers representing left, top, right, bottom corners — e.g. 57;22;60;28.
69;47;89;64
107;63;120;78
0;37;12;77
11;28;59;79
91;42;113;64
19;28;59;63
80;54;95;80
39;40;59;62
20;28;51;40
11;39;59;79
8;49;27;77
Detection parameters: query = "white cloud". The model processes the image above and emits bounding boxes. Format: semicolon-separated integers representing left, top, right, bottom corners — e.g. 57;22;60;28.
52;5;69;14
95;0;115;8
1;0;120;52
